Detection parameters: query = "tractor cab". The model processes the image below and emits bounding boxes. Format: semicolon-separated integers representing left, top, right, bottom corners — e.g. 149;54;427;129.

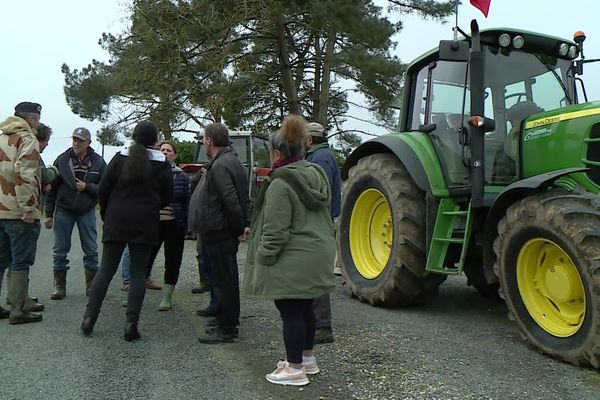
402;28;579;189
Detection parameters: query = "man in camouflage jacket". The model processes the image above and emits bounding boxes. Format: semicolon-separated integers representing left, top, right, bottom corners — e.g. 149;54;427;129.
0;102;44;325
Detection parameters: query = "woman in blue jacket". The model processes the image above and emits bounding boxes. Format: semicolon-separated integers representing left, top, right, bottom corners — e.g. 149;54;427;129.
152;140;191;311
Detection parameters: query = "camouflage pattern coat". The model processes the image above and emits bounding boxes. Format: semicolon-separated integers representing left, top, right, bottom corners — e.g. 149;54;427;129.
0;116;41;220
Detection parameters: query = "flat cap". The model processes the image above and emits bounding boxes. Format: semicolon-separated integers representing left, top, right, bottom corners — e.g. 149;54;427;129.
307;122;325;137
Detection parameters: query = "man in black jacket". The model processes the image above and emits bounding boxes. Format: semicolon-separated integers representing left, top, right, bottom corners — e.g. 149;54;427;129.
189;123;250;344
45;128;106;299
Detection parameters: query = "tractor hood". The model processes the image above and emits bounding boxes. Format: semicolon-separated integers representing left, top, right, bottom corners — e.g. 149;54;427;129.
520;100;600;192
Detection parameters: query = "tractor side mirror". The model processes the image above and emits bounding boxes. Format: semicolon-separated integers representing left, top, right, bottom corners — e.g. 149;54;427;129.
438;40;469;62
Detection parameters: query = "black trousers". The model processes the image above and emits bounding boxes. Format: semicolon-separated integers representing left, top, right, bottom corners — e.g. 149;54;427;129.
86;241;154;323
147;219;186;285
274;298;315;364
204;236;240;332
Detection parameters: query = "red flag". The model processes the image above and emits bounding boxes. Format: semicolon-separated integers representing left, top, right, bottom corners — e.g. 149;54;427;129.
470;0;491;17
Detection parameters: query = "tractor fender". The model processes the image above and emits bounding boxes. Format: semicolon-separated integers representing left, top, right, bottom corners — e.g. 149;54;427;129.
482;167;589;282
342;136;431;192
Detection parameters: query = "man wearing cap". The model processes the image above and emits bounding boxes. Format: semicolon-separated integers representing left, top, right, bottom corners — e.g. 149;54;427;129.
305;121;341;344
45;127;106;299
0;102;44;324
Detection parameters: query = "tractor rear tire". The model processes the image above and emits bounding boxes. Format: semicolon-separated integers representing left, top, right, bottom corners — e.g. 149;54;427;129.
337;153;446;307
494;189;600;368
464;262;500;299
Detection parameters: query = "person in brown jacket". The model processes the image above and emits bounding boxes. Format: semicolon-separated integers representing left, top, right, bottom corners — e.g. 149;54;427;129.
0;102;43;324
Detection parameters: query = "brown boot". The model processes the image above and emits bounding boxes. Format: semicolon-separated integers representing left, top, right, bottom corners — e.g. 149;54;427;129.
84;268;96;297
192;277;209;294
51;270;67;300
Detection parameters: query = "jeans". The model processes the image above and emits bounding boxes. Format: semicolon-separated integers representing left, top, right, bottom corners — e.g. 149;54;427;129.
313;293;332;329
121;245;131;284
0;219;41;274
52;207;98;271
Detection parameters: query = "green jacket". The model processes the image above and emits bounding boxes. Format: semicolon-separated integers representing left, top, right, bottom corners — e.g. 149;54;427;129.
243;160;336;300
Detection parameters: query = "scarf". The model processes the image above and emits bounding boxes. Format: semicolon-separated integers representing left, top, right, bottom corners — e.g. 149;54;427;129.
272;156;303;169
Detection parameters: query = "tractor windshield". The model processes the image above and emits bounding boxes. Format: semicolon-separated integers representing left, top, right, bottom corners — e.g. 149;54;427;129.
409;45;574;187
482;46;574;184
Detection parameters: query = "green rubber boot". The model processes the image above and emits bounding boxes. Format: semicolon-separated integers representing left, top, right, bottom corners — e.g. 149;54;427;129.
158;284;175;311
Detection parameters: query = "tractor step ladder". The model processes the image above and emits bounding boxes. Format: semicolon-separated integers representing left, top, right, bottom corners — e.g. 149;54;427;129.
426;198;473;275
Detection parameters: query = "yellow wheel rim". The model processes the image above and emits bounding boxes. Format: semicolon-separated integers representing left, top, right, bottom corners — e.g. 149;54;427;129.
349;188;392;279
517;238;586;337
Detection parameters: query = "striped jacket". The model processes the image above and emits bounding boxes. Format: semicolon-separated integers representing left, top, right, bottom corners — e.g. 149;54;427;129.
0;116;41;220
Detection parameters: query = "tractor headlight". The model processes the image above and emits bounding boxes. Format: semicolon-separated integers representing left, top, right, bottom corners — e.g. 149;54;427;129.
568;45;579;59
499;33;511;47
513;35;525;49
558;43;569;57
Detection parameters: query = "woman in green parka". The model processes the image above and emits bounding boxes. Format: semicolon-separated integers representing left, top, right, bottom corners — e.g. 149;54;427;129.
243;114;336;387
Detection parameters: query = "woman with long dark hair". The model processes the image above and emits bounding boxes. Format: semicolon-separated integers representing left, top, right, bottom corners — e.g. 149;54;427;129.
81;121;172;341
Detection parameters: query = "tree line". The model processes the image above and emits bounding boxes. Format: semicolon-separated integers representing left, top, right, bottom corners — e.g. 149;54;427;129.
62;0;454;161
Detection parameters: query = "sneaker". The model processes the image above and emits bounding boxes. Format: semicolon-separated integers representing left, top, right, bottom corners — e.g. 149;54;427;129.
314;328;334;344
265;364;309;386
334;266;342;276
277;358;320;375
302;357;320;375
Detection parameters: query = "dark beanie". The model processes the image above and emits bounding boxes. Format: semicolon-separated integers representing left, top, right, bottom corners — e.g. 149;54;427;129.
132;120;158;147
14;102;42;115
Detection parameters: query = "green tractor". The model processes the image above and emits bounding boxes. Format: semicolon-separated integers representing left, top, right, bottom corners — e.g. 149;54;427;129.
337;20;600;368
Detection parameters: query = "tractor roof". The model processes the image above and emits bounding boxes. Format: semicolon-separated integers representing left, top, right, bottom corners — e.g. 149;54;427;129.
406;28;577;73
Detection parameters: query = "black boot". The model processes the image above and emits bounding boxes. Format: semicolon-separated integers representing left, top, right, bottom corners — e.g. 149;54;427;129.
124;322;141;342
198;327;235;344
81;316;97;336
0;306;9;319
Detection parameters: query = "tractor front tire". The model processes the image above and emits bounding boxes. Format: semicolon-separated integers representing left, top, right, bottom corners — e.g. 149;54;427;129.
494;189;600;368
337;154;445;307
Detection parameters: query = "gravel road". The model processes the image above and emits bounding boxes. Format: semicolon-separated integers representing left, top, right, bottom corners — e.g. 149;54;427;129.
1;220;599;400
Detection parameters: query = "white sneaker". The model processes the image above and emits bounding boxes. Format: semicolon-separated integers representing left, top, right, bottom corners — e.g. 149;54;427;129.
266;363;309;386
302;357;320;375
334;266;342;276
276;358;320;375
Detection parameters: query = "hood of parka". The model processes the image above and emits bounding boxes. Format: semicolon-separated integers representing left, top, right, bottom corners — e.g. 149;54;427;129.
270;160;330;211
0;116;35;137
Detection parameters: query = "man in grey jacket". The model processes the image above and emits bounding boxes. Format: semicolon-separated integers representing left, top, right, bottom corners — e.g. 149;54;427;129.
45;127;106;299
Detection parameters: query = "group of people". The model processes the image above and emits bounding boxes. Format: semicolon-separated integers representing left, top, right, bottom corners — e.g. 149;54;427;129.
0;101;342;387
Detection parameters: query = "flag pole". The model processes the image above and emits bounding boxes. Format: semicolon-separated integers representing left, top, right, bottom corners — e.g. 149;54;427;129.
453;0;459;40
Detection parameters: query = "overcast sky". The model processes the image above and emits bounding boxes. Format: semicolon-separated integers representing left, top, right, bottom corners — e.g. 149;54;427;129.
1;0;599;164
